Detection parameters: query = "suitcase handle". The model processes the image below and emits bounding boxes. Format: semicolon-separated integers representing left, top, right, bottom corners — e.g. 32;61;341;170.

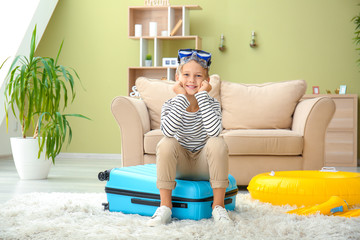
131;198;188;208
224;198;233;205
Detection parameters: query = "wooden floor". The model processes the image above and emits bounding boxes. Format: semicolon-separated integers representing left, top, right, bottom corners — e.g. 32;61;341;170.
0;156;359;204
0;157;121;204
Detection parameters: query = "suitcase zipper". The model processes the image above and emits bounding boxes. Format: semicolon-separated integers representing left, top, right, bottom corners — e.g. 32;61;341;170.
130;197;234;209
131;198;188;208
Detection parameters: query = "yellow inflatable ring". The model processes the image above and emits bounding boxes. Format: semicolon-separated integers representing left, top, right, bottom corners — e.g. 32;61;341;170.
247;169;360;207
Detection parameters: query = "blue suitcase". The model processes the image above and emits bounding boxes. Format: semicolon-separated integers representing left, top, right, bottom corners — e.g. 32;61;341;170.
98;164;238;220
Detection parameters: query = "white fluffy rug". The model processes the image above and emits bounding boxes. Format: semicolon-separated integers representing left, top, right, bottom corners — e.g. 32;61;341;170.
0;192;359;240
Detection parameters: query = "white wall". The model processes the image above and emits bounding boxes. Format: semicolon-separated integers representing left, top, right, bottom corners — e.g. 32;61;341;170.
0;0;58;156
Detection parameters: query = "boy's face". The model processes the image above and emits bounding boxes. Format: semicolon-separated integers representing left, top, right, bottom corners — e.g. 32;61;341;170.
176;60;209;96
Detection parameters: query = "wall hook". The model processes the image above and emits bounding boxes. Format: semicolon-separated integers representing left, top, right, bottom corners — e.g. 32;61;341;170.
250;31;257;48
219;34;225;51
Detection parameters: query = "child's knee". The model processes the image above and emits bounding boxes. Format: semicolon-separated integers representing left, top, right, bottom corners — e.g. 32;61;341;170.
157;137;179;152
206;137;228;155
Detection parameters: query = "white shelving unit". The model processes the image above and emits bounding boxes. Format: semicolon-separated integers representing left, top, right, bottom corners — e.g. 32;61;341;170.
128;5;202;94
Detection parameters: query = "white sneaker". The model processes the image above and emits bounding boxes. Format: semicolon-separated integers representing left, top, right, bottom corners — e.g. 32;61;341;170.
212;205;232;223
147;206;172;227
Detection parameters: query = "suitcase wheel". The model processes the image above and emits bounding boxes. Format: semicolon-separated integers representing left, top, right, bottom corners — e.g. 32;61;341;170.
98;170;111;181
102;202;109;211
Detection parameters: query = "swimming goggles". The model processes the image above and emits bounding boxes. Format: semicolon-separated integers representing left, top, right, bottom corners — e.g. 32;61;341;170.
177;49;212;69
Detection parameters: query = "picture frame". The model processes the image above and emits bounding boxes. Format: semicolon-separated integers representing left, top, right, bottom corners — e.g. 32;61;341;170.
339;85;347;95
312;86;320;94
162;57;178;67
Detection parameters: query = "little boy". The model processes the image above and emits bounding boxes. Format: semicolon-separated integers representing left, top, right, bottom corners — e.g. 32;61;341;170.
147;49;231;226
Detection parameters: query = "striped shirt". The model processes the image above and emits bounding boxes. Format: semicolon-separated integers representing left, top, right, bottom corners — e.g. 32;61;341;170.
160;91;222;152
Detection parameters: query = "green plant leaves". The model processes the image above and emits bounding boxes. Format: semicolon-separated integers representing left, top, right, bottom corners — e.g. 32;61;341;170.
353;9;360;66
29;25;36;63
37;112;90;163
0;57;9;69
4;25;89;163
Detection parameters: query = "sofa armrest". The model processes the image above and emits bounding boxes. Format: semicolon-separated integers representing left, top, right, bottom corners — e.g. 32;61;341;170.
111;96;150;167
292;97;336;169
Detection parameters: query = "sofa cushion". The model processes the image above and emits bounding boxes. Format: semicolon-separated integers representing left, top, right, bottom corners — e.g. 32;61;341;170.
136;75;221;130
222;129;303;155
220;80;307;129
144;129;303;156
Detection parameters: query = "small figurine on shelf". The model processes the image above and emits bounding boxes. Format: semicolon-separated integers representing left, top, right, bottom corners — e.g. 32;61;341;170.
145;54;152;67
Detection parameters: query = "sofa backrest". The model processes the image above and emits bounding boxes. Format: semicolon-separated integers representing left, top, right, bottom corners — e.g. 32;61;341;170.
135;75;306;130
221;79;307;129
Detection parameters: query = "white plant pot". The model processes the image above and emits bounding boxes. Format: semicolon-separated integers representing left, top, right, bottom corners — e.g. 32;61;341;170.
10;137;52;180
145;60;152;67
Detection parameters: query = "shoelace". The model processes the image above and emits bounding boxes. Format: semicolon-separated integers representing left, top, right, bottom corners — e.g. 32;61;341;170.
214;206;229;220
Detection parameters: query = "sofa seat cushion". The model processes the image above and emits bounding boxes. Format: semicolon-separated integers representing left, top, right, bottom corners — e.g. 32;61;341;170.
222;129;303;156
220;79;307;129
144;129;303;156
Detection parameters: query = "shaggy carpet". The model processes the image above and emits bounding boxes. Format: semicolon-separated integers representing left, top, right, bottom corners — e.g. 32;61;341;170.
0;192;359;240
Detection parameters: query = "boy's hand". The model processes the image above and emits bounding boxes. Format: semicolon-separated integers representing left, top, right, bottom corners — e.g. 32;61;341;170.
198;80;212;93
173;81;187;95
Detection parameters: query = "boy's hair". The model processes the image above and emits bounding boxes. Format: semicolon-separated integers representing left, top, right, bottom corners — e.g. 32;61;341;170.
175;60;209;78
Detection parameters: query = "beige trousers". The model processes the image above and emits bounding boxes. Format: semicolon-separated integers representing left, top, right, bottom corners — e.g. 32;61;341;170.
156;136;229;190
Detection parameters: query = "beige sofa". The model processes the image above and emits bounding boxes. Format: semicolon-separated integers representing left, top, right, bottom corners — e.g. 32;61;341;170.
111;75;336;185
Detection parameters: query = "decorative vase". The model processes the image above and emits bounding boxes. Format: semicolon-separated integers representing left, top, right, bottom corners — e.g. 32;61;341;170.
149;22;157;36
135;24;142;37
10;137;52;180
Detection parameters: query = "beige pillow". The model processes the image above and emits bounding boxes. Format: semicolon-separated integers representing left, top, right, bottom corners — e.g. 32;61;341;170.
220;79;307;129
136;74;221;129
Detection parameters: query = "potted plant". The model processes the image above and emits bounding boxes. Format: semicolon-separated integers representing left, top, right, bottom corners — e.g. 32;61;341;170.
145;54;152;67
4;25;89;179
0;58;8;70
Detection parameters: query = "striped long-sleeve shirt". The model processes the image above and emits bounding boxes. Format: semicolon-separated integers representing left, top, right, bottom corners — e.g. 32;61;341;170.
160;91;222;152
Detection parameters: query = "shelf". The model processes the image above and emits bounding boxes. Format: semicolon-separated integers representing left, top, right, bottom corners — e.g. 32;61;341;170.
129;66;177;70
131;36;202;52
128;5;202;10
138;36;201;67
128;5;201;38
302;94;358;98
129;35;201;40
127;5;202;97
